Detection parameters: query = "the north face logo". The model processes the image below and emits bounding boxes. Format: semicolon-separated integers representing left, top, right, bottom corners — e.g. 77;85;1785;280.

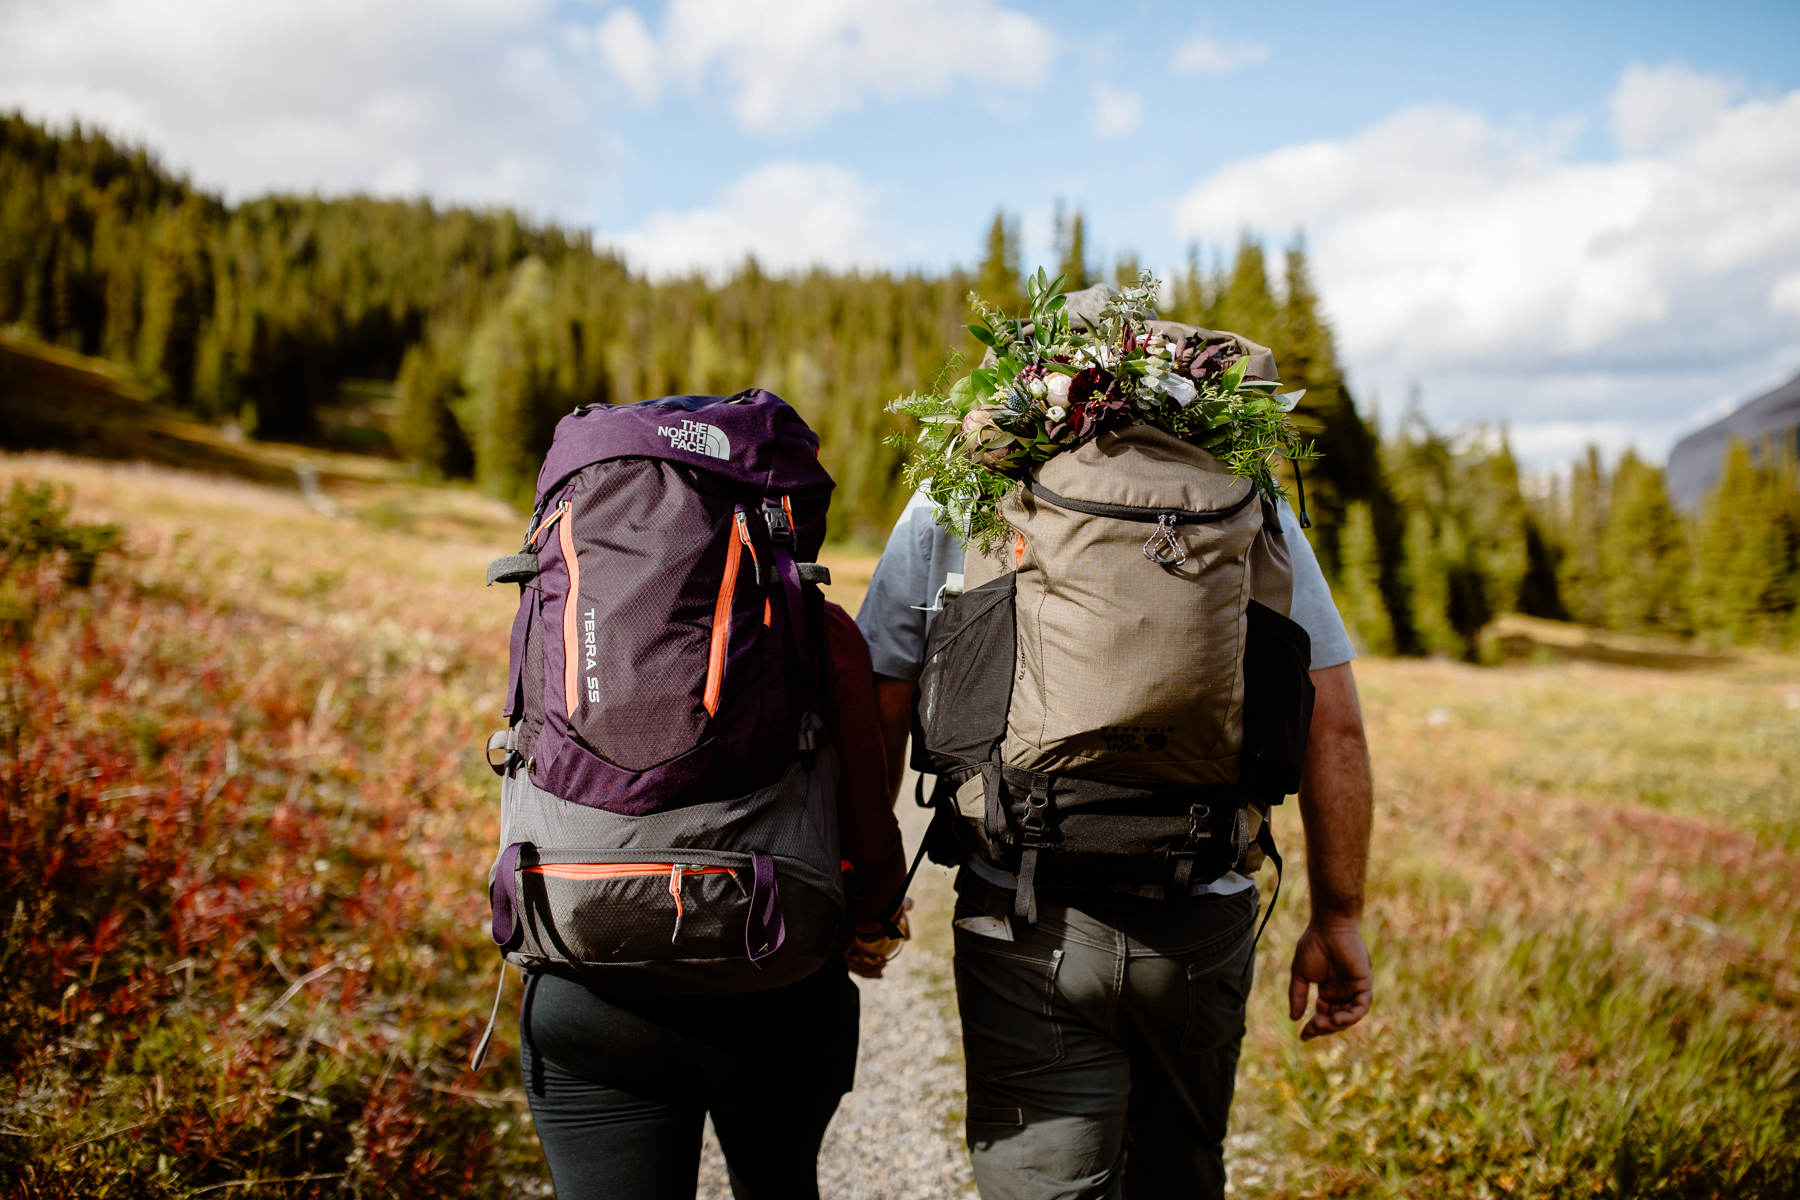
657;419;731;460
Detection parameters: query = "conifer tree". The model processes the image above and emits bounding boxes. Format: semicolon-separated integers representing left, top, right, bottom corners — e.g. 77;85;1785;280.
1054;202;1089;290
1691;439;1799;643
1601;451;1689;634
395;339;474;480
976;211;1022;313
1403;510;1460;657
1338;501;1395;653
1214;235;1277;345
1112;253;1141;289
1557;446;1609;626
1463;429;1530;612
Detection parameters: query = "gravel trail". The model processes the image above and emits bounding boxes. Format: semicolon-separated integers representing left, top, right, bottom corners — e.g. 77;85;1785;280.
697;798;976;1199
693;783;1277;1198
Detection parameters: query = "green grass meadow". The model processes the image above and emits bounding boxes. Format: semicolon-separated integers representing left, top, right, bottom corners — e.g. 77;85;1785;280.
2;439;1796;1197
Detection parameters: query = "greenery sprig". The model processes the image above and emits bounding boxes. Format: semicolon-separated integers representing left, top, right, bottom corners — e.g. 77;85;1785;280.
889;268;1319;549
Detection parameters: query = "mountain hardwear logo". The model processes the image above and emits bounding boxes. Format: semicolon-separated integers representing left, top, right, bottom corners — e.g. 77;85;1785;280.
657;419;731;460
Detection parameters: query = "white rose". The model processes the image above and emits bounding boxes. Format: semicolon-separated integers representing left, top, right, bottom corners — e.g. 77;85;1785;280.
1160;376;1198;406
1028;377;1048;398
1044;374;1072;405
1046;405;1067;422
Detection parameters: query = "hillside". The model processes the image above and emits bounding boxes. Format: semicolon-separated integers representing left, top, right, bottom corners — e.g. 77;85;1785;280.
1666;369;1800;510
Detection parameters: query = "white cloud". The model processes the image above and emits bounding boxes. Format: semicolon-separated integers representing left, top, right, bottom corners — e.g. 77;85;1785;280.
1091;85;1144;140
1773;272;1800;317
1610;61;1741;153
0;0;613;220
606;162;887;279
1171;30;1270;77
1173;66;1800;465
596;7;663;105
592;0;1057;133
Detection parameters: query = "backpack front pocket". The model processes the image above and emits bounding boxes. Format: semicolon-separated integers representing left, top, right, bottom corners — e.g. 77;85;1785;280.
489;842;838;993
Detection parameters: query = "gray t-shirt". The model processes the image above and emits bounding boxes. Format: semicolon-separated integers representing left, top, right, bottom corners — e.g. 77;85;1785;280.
860;487;1356;678
857;487;1355;896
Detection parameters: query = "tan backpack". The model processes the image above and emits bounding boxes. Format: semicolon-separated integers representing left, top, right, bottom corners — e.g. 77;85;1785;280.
911;322;1316;920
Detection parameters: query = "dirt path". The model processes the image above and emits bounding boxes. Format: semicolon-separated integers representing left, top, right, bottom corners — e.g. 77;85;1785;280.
693;772;1281;1198
696;795;976;1199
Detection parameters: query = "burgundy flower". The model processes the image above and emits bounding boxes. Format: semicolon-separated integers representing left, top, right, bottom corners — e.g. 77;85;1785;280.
1067;366;1107;408
1082;391;1131;432
1046;404;1093;443
1121;325;1138;354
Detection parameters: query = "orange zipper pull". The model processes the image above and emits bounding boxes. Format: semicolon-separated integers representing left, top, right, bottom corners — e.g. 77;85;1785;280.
668;864;685;943
531;500;570;548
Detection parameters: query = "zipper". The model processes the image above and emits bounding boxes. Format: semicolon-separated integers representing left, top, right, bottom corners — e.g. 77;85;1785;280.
529;848;751;870
704;513;749;717
524;862;738;881
531;501;570;548
524;861;739;945
1027;478;1256;524
556;504;582;717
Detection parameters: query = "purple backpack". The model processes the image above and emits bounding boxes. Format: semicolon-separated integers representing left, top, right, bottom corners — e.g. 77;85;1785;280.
477;391;843;1044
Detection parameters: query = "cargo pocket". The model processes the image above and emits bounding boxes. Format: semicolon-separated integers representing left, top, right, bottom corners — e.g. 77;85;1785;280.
953;904;1065;1080
1240;600;1315;796
913;572;1017;775
1182;959;1251;1054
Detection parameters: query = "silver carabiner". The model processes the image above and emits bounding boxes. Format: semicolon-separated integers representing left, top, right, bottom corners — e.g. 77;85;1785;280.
1142;513;1187;566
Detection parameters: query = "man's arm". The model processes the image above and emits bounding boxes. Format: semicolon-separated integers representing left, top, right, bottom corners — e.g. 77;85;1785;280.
874;675;916;808
1287;660;1375;1041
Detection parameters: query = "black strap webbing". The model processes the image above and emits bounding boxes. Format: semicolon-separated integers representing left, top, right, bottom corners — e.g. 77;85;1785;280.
1240;822;1283;986
1014;847;1041;925
873;774;939;939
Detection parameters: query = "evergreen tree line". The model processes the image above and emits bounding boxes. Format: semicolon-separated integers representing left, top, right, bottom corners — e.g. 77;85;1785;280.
4;114;1795;648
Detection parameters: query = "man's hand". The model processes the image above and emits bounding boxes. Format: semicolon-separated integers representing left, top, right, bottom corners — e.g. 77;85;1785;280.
1288;918;1372;1041
845;897;912;979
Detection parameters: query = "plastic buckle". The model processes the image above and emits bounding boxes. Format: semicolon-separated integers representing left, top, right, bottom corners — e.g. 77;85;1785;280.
1188;803;1213;842
761;501;794;545
1020;777;1053;840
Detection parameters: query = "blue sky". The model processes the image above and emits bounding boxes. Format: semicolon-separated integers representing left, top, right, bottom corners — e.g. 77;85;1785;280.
4;0;1798;468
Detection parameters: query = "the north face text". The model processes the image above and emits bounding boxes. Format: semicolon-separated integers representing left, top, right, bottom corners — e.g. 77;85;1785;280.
657;420;731;460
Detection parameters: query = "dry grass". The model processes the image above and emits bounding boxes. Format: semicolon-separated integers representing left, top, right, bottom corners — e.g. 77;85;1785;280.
1233;654;1800;1198
3;450;1796;1198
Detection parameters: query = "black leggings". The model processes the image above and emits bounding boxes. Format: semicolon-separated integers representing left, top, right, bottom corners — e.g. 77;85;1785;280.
520;964;860;1200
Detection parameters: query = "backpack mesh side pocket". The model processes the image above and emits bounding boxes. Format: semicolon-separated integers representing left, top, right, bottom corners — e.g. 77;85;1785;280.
1240;600;1314;797
912;572;1017;776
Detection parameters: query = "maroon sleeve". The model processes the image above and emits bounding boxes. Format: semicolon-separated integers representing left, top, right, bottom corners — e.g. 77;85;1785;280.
822;601;908;925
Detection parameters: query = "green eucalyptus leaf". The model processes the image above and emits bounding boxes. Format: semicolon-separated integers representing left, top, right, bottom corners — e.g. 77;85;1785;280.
1276;389;1306;412
966;324;997;349
946;377;975;411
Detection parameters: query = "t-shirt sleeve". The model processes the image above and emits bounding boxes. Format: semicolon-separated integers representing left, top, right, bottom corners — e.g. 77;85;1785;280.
856;490;939;681
1279;499;1358;671
822;602;908;925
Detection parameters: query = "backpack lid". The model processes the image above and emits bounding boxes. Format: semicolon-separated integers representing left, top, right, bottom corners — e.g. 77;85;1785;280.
534;389;831;513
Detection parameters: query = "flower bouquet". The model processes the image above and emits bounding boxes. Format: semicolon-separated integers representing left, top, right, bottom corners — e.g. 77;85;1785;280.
890;268;1318;550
